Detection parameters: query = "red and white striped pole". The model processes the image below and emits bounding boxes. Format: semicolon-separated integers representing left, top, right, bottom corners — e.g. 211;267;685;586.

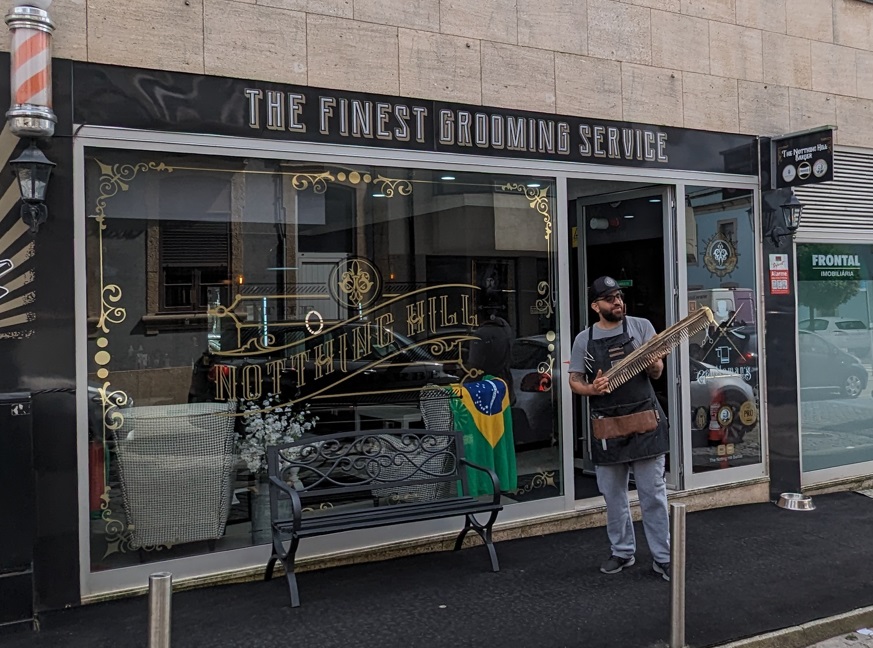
5;2;56;137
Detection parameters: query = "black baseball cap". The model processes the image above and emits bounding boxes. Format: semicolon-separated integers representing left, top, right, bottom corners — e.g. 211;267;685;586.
588;276;621;302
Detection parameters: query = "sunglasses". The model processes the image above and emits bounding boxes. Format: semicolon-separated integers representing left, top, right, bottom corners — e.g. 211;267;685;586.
597;291;624;304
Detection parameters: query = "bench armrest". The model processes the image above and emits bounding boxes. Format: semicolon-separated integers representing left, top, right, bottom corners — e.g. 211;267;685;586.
269;475;304;531
459;458;501;505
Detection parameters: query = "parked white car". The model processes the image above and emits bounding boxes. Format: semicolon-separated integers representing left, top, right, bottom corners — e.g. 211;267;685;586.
798;317;872;359
689;358;758;446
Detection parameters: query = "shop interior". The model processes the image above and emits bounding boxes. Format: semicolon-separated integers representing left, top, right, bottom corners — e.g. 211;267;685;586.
567;180;670;498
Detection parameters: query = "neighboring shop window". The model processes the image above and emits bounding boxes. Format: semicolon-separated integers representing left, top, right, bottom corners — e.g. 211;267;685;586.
159;221;231;311
84;149;560;571
685;187;761;473
797;244;873;473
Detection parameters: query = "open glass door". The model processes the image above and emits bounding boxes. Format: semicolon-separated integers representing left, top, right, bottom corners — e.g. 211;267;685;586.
567;183;680;498
681;185;764;487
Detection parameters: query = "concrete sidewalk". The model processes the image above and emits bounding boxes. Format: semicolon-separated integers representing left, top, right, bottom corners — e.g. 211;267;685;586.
715;607;873;648
811;634;873;648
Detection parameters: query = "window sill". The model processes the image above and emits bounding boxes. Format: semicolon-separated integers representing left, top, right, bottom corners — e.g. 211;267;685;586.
141;313;209;335
85;313;210;336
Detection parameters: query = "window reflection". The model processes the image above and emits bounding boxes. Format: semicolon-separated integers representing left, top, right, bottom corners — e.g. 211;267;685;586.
85;151;562;571
798;243;873;473
684;186;761;473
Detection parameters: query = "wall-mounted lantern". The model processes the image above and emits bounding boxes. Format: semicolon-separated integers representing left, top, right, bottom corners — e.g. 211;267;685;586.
10;140;54;233
765;188;805;247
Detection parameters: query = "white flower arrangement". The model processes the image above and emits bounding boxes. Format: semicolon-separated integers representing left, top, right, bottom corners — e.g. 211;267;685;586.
236;393;317;476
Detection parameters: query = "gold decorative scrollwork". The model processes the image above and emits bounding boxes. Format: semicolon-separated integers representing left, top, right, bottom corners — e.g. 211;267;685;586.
500;183;555;319
234;333;279;354
98;381;130;431
92;160;178;558
500;183;552;241
537;354;555;393
289;171;335;194
93;160;174;335
302;502;335;513
509;470;558;496
373;175;413;197
426;337;466;357
94;161;173;226
99;487;129;558
101;485;173;558
530;281;554;317
97;284;125;333
460;366;485;383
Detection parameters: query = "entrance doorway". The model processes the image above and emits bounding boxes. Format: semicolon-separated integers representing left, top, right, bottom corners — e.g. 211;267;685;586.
567;183;678;500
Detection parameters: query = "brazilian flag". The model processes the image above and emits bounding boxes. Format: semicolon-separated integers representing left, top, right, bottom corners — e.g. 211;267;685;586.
449;376;517;497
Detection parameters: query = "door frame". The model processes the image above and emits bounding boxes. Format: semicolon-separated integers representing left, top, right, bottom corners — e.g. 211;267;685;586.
571;185;681;490
675;182;768;491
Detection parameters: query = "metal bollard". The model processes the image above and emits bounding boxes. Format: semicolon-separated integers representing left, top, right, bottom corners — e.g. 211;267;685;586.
148;571;173;648
670;503;687;648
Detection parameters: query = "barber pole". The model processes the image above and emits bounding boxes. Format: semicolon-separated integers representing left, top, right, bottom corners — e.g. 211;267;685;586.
5;3;56;137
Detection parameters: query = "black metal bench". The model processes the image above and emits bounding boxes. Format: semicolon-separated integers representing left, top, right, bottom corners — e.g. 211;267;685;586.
263;428;503;607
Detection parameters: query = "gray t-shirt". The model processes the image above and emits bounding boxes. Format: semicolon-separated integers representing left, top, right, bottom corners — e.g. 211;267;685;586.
568;316;656;377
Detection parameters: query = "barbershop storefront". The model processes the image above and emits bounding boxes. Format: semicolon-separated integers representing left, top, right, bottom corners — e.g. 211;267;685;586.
1;58;767;609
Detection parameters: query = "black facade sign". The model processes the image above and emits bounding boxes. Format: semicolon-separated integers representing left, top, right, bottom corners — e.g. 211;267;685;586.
773;127;833;189
70;63;757;176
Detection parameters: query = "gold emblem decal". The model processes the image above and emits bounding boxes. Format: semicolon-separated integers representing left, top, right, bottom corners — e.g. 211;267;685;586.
739;400;758;426
694;406;709;431
703;232;738;278
717;405;734;427
329;257;381;308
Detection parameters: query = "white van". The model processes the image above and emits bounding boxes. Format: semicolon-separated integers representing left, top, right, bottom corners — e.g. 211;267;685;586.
688;288;755;325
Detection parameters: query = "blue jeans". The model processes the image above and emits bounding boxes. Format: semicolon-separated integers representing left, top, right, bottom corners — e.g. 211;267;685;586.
595;454;670;564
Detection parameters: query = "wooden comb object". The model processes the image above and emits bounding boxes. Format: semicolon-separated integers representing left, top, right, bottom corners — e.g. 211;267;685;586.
603;307;716;392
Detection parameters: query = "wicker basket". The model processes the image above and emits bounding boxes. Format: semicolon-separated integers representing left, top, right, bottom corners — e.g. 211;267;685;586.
112;401;237;548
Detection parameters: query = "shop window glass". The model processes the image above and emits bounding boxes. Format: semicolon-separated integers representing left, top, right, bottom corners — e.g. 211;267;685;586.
84;150;561;571
685;187;762;473
797;244;873;473
159;220;230;311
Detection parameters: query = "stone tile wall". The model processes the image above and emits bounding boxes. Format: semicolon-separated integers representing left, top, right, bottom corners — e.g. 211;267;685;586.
3;0;872;146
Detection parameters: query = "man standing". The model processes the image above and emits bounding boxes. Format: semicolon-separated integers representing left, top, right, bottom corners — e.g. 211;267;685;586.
568;276;671;581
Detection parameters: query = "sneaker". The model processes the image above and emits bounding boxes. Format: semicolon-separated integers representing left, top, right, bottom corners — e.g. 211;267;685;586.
600;555;635;574
653;560;671;581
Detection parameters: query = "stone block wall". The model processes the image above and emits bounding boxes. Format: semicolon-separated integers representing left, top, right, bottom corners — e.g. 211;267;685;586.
9;0;873;146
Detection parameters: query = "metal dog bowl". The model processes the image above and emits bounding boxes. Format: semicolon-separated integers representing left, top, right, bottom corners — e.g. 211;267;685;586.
776;492;816;511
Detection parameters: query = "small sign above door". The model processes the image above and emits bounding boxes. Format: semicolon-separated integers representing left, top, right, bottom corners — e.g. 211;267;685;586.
773;127;833;189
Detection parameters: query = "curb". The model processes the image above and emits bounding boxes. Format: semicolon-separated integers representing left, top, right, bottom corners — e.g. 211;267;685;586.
712;606;873;648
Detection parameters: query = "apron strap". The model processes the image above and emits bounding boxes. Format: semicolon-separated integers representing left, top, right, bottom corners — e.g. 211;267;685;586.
588;316;629;340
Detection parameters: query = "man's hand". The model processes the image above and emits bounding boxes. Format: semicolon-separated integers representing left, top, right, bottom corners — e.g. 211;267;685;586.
645;356;664;380
588;369;610;395
569;369;610;396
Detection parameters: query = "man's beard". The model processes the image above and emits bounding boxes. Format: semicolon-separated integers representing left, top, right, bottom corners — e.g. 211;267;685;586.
601;308;623;323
